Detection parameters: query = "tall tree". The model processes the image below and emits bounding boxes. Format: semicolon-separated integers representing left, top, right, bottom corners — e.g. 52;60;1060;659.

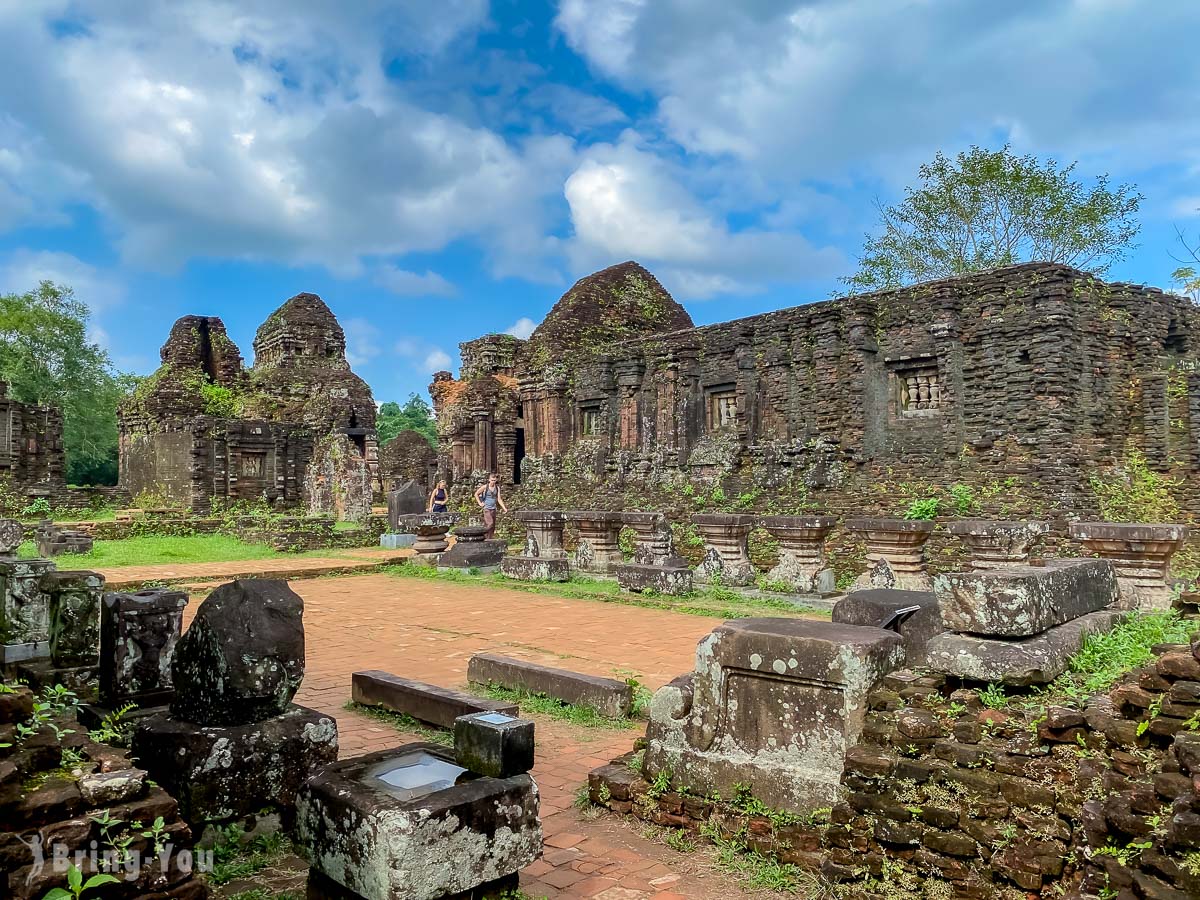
0;281;124;485
1171;223;1200;302
844;145;1142;293
377;393;437;447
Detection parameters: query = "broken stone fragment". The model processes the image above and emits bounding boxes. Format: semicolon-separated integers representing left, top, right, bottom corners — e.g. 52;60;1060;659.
78;767;147;807
170;578;305;726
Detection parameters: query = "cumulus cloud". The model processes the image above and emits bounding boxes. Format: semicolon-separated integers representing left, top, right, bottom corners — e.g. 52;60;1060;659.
0;249;125;313
555;0;1200;183
563;135;843;298
395;338;456;376
374;266;457;297
504;317;537;339
0;1;572;278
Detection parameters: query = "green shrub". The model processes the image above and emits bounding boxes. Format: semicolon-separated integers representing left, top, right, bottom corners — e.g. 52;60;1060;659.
1089;448;1181;523
903;497;940;520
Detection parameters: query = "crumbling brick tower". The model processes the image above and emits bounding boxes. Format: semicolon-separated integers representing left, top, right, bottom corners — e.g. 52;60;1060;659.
118;294;379;518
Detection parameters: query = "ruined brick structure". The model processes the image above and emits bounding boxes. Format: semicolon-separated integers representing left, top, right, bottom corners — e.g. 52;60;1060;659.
434;261;1200;521
378;429;437;491
0;381;68;503
119;294;379;518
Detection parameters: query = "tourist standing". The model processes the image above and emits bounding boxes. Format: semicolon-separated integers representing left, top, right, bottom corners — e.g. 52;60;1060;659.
428;479;449;513
474;473;507;539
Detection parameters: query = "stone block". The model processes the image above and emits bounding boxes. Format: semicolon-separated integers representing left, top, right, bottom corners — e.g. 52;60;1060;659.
846;518;934;592
294;744;541;900
44;570;104;667
467;652;632;717
170;579;305;726
759;515;837;594
1069;522;1190;611
934;559;1117;638
513;510;567;559
387;480;427;525
0;558;54;656
645;618;903;812
132;703;338;824
692;513;755;585
615;563;692;595
352;670;518;729
923;610;1125;685
0;518;24;554
832;589;943;664
453;711;535;778
499;555;570;581
945;520;1049;569
568;510;624;574
438;536;506;570
99;588;189;708
378;533;417;550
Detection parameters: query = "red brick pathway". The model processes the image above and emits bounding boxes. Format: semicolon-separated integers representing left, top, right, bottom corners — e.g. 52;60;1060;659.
264;574;760;898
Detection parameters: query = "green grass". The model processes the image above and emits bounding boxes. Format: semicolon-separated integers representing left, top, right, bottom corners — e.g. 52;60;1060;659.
343;700;454;746
208;828;292;886
382;564;828;620
1050;611;1195;698
18;533;354;568
475;682;641;730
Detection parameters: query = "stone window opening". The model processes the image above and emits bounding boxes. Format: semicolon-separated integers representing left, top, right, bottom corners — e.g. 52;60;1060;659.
894;363;944;417
1164;320;1188;355
579;405;602;437
706;386;738;431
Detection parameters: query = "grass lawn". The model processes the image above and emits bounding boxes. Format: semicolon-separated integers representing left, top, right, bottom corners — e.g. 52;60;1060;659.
17;533;355;568
383;563;830;620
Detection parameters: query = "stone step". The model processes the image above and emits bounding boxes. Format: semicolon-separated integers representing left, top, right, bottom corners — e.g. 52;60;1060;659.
351;670;518;729
467;653;633;718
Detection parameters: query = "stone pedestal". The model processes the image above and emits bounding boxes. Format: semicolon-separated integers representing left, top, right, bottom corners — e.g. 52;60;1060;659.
500;555;570;582
616;563;692;595
132;703;339;824
692;513;755;585
759;515;837;594
1068;522;1190;611
0;557;55;664
394;513;460;556
514;510;567;559
18;569;106;688
946;519;1049;569
846;518;934;591
644;618;903;812
569;510;624;574
294;744;541;900
621;512;673;565
98;588;189;709
439;526;505;571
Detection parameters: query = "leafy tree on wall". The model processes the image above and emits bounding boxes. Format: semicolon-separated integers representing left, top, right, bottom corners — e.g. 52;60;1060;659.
377;393;437;447
1171;222;1200;302
0;281;126;485
843;145;1143;293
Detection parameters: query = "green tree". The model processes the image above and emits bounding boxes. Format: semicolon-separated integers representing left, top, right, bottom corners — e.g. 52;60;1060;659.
377;393;437;447
1171;223;1200;302
844;145;1142;292
0;281;125;485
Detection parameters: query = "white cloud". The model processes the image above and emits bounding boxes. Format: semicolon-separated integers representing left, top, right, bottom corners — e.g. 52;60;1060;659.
563;134;843;298
0;249;125;313
504;317;536;339
395;338;456;376
0;1;574;279
555;1;1200;184
373;266;457;297
342;317;382;367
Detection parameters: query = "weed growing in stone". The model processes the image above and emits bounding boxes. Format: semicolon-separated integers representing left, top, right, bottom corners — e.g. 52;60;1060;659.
1052;611;1193;698
208;825;291;886
342;700;454;746
476;683;640;730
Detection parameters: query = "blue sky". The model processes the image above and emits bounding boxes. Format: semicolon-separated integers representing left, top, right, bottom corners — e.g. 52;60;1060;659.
1;0;1198;404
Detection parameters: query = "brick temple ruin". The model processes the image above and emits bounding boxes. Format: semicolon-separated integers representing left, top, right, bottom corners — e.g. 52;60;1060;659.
432;260;1200;520
118;293;380;518
0;380;69;503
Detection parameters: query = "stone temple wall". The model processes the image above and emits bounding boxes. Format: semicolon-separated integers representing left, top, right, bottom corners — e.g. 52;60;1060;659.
0;381;68;503
119;294;378;518
436;262;1200;527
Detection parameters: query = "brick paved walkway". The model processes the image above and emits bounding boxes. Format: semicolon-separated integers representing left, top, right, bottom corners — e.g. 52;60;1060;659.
220;573;786;898
98;546;411;590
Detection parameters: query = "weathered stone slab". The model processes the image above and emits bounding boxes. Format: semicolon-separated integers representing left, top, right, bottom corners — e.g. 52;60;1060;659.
352;670;517;728
44;570;104;667
294;744;541;900
923;610;1125;685
387;480;427;526
0;558;54;656
833;589;943;665
379;533;417;549
170;579;305;726
645;618;903;812
438;528;506;570
132;703;338;824
500;556;570;582
0;518;24;554
616;563;692;595
934;559;1117;638
454;711;535;778
468;652;632;717
99;587;189;708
